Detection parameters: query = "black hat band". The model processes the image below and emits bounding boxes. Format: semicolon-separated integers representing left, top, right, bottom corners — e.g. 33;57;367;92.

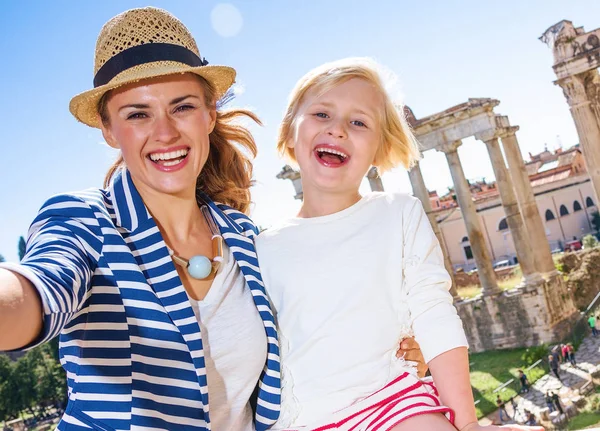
93;43;208;88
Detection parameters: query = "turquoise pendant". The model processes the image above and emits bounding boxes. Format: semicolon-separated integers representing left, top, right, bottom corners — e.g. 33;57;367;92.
188;255;212;279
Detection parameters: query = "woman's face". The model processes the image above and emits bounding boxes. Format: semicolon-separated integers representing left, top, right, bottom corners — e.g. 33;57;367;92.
101;74;216;200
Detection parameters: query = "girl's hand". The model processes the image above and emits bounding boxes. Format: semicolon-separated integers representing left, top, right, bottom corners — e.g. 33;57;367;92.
396;337;428;378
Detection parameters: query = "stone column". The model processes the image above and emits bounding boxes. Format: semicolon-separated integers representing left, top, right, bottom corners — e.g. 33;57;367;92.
439;141;500;295
408;161;458;298
366;167;384;192
500;128;557;275
558;73;600;207
276;165;303;200
483;137;542;285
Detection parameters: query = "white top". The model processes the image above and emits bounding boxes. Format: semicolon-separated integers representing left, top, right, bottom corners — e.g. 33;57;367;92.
255;193;468;427
187;244;267;431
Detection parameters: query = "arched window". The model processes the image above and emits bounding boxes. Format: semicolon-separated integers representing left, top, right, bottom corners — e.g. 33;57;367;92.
560;205;569;216
545;209;555;221
498;218;508;231
461;236;469;243
587;197;595;208
574;200;583;212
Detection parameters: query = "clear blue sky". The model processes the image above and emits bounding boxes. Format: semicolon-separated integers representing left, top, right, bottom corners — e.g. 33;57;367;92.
0;0;598;261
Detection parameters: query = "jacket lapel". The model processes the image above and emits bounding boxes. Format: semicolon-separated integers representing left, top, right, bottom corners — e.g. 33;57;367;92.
203;197;281;422
108;169;210;410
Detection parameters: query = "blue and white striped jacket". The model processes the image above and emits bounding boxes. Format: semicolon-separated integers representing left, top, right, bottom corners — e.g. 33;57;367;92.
4;169;281;431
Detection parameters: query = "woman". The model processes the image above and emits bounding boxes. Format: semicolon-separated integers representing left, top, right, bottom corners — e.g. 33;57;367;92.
0;7;279;431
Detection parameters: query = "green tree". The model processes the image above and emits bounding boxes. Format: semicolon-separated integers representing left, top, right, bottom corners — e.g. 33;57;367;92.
0;254;4;263
0;354;22;421
0;354;12;420
18;236;26;261
14;351;39;417
35;343;67;410
583;234;599;249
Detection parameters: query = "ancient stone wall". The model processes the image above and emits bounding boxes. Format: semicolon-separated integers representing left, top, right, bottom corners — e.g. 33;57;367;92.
558;248;600;310
454;266;516;288
456;276;578;352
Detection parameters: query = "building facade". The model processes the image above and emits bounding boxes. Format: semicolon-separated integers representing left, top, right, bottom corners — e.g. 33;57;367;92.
433;146;597;271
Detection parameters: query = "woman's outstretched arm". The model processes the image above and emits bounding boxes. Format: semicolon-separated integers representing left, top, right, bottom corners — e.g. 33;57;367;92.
0;269;43;350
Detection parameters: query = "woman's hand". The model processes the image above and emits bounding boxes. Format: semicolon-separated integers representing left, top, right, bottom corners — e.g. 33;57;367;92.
396;337;428;378
461;422;545;431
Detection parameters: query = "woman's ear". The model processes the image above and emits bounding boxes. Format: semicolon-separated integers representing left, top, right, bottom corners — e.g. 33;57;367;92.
101;124;120;150
208;107;217;134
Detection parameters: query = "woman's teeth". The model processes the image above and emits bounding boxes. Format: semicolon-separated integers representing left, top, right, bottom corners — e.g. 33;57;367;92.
149;149;189;165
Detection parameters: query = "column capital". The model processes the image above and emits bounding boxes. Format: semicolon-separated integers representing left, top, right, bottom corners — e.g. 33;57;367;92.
497;126;520;139
366;166;380;179
437;140;462;154
476;125;520;143
276;164;301;180
557;75;590;108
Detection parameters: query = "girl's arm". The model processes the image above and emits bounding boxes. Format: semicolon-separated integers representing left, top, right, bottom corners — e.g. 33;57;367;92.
401;197;468;364
0;270;43;351
428;346;476;430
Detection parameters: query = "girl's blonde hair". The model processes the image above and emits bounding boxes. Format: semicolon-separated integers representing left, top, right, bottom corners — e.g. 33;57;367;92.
276;57;420;172
100;75;259;214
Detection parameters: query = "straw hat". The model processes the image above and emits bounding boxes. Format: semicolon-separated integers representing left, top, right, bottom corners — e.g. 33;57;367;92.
69;7;236;128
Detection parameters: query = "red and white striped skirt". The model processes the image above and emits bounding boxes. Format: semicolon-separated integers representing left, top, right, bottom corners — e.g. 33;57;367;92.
281;372;454;431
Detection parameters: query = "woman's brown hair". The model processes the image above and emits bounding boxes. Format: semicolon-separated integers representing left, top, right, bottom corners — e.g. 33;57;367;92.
99;75;259;214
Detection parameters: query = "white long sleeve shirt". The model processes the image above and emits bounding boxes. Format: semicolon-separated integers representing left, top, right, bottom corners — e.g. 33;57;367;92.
255;192;468;427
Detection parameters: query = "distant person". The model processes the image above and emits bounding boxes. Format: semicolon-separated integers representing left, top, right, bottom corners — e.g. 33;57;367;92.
551;392;564;415
496;395;509;423
545;391;555;413
524;410;537;426
551;344;562;364
567;343;577;366
561;344;570;364
518;369;530;393
509;396;518;416
549;354;562;382
589;314;598;336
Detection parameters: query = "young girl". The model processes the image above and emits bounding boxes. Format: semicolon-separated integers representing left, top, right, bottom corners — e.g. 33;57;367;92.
255;58;543;431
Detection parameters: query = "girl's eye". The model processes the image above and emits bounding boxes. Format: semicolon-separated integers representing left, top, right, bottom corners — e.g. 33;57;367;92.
127;112;147;120
315;112;329;119
352;120;367;128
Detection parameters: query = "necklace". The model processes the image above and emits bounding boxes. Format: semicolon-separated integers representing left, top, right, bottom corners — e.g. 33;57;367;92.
167;205;224;280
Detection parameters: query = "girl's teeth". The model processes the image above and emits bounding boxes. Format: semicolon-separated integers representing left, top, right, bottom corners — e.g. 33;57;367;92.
317;148;348;158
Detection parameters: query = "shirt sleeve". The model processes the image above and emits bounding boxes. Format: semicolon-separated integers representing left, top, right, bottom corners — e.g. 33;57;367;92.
402;197;468;363
0;194;103;351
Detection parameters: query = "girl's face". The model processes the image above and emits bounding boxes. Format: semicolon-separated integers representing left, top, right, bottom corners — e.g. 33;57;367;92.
101;74;216;200
288;78;382;197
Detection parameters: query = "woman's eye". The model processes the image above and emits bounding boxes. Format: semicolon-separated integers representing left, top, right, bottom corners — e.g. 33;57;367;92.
175;104;195;113
352;120;367;128
314;112;328;119
127;112;147;120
